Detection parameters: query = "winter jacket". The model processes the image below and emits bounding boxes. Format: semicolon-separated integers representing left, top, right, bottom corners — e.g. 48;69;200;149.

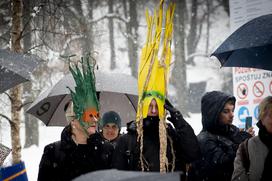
112;115;200;175
38;125;114;181
232;120;272;181
99;131;120;149
190;91;251;181
231;136;268;181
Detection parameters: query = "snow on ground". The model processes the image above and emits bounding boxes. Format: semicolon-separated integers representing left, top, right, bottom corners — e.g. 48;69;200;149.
2;113;202;181
23;126;64;180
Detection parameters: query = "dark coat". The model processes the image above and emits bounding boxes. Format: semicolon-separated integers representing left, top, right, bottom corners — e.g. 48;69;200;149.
190;91;251;181
99;131;120;149
38;125;114;181
112;115;200;174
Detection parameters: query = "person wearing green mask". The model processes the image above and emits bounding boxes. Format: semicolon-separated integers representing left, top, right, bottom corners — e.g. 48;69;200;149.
38;56;114;181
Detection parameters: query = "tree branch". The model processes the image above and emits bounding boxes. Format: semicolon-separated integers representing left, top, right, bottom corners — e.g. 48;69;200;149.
3;92;13;102
18;101;33;110
0;113;12;124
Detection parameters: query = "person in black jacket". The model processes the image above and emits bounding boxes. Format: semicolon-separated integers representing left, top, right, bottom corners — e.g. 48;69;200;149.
99;111;122;148
113;98;200;177
38;103;114;181
189;91;254;181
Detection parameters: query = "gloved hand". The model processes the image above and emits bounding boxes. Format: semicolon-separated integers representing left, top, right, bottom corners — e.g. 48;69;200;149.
164;99;186;128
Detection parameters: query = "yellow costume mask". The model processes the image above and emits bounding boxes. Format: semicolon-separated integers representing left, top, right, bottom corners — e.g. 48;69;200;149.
137;0;175;121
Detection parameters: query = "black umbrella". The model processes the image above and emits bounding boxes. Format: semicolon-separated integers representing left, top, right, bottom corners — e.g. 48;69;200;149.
73;169;181;181
211;14;272;71
0;49;42;93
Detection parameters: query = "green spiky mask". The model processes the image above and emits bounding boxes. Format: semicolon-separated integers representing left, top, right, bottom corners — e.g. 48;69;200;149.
67;55;100;134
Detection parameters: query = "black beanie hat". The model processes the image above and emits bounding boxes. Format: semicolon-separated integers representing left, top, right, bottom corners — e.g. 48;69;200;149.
101;111;121;128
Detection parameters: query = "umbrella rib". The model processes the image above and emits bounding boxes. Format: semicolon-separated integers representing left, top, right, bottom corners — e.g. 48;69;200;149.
125;94;137;112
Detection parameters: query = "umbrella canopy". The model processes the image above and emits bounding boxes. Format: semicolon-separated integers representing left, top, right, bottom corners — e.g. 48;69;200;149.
211;14;272;71
73;169;181;181
26;71;138;126
0;143;11;166
0;49;42;93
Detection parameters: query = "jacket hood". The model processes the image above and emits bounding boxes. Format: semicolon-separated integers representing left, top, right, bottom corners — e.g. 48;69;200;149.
201;91;236;132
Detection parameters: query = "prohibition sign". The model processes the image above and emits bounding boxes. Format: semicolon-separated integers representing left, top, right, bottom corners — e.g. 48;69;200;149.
253;81;264;97
237;83;248;99
269;81;272;94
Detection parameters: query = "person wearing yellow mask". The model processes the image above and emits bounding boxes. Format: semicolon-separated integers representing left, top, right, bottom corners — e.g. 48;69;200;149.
112;1;200;178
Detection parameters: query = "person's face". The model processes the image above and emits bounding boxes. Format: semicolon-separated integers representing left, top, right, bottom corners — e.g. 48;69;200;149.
72;117;98;136
102;123;119;141
85;116;98;135
81;108;99;135
218;101;234;125
147;99;159;116
261;110;272;134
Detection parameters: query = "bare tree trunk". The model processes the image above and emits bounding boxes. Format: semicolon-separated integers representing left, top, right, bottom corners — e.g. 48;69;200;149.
205;0;211;54
23;0;39;148
72;0;94;55
125;0;138;77
220;0;229;16
172;0;188;115
10;0;23;164
108;0;116;70
187;0;198;64
0;1;11;47
86;1;94;54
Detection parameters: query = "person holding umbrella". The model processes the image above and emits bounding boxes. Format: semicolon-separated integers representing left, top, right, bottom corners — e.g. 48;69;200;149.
100;111;122;148
38;56;114;181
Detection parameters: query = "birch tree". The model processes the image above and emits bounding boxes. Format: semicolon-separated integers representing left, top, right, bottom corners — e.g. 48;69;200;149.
10;0;23;164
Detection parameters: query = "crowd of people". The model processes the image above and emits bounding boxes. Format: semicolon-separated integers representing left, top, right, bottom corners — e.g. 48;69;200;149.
36;2;271;180
37;89;272;181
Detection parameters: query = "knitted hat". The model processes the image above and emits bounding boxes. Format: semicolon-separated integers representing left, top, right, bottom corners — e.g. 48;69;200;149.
101;111;121;129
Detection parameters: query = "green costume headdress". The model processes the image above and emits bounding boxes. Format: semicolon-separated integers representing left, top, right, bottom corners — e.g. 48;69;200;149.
68;55;100;134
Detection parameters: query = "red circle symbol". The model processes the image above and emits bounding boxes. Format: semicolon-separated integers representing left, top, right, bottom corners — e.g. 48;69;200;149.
253;81;264;97
237;83;248;99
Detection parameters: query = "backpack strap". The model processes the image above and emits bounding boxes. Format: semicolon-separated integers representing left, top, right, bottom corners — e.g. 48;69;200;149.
240;138;250;174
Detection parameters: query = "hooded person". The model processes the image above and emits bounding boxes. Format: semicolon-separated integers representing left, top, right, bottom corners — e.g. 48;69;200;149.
112;0;200;177
100;111;122;146
38;55;114;181
189;91;253;181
